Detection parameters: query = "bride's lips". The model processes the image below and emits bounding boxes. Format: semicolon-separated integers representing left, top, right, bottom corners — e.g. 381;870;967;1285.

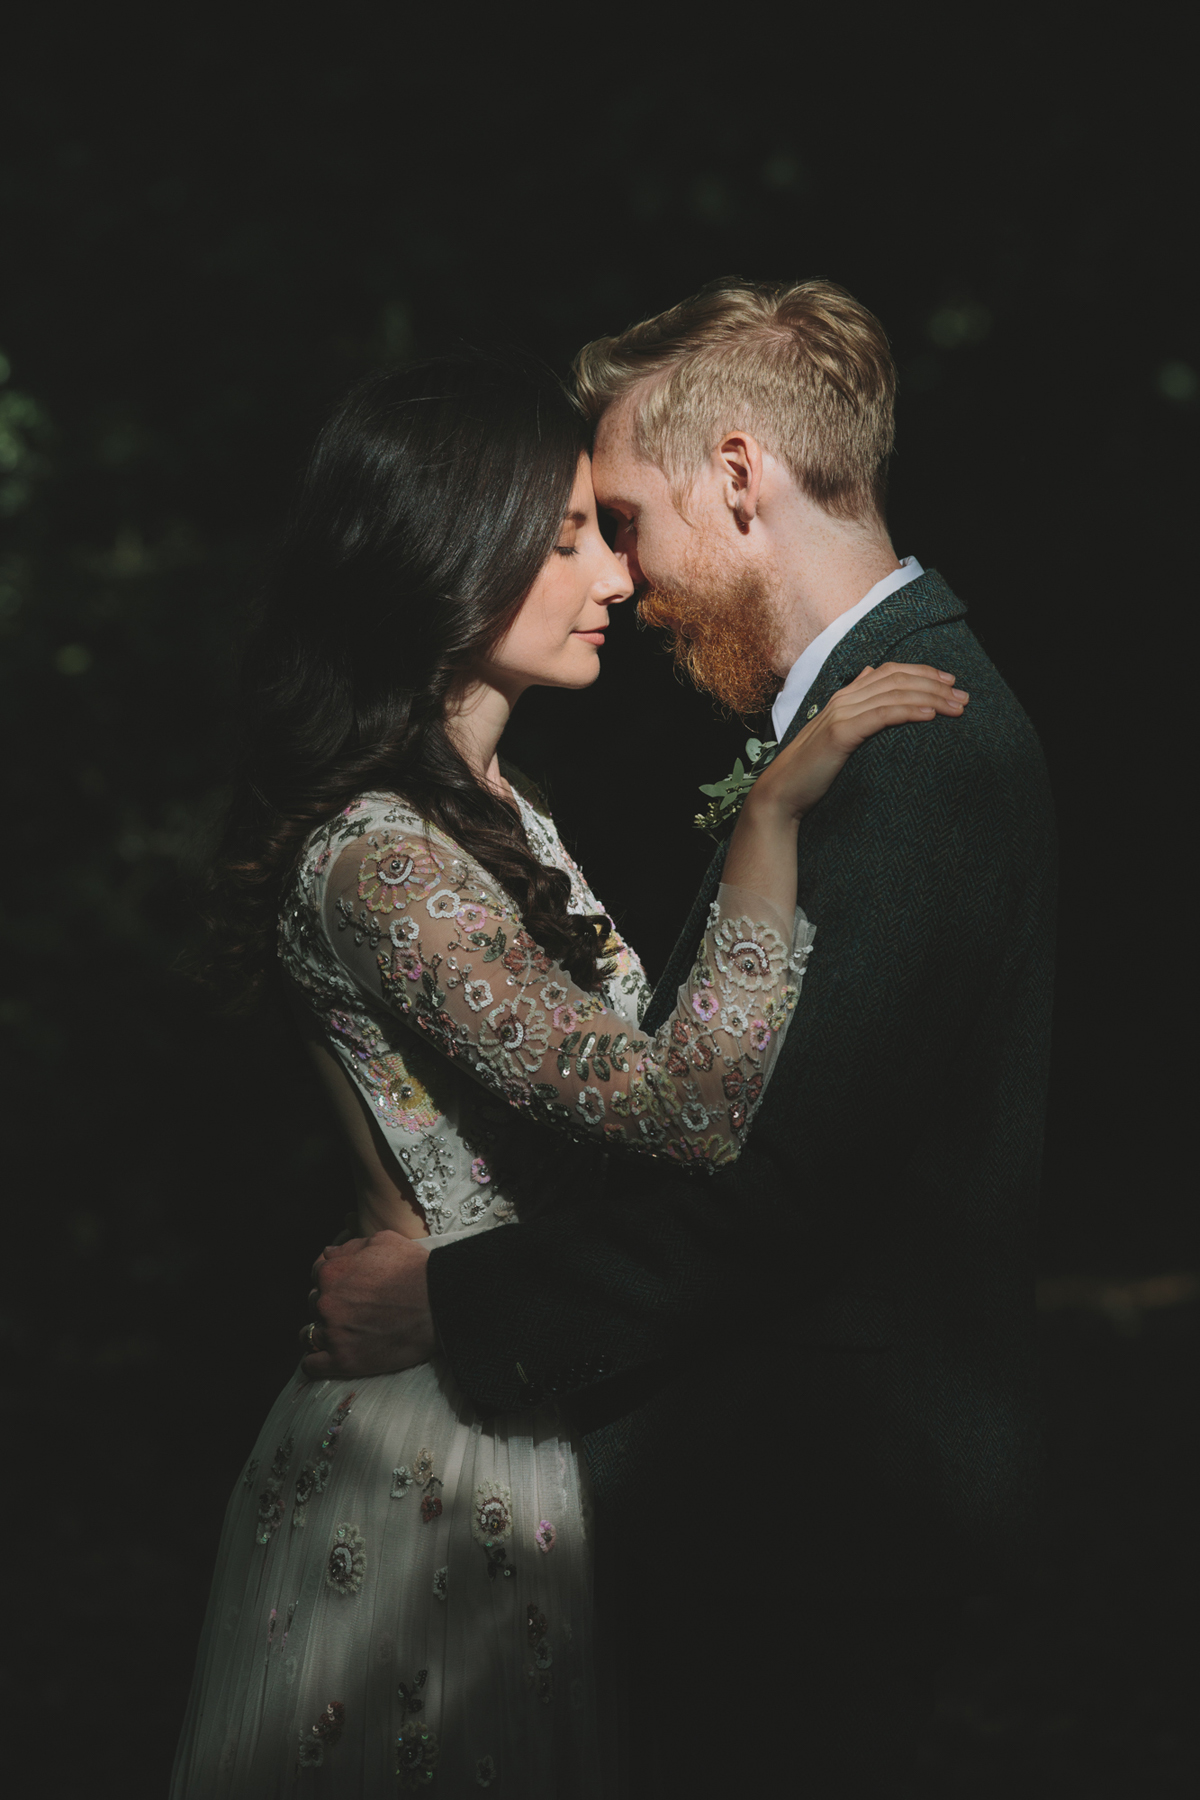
572;630;606;646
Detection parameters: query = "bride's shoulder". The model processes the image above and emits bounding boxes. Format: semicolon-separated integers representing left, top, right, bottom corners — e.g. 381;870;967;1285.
303;791;490;892
304;791;450;848
499;760;552;820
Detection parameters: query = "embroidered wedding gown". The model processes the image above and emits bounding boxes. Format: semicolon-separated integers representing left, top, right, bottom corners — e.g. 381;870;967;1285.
171;776;813;1797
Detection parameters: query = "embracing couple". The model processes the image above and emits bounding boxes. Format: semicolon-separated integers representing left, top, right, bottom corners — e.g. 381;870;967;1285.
174;279;1055;1797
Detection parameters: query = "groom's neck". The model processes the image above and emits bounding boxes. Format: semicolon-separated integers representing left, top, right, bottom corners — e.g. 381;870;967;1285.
768;503;900;674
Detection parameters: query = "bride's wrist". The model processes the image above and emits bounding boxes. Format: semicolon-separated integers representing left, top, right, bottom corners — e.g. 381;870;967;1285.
743;779;803;830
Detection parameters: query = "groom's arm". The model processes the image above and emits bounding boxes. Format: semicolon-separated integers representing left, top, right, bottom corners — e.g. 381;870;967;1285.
427;653;1054;1416
738;688;1054;1287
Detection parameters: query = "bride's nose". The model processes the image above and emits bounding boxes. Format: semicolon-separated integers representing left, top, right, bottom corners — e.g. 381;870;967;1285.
596;548;635;607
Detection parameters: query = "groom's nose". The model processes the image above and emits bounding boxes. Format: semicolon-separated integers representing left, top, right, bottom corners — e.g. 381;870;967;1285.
615;532;644;588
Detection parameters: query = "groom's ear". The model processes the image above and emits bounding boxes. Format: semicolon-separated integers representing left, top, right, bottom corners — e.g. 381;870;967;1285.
714;430;765;532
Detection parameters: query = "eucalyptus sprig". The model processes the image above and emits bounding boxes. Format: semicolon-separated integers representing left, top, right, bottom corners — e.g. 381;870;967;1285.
694;737;779;838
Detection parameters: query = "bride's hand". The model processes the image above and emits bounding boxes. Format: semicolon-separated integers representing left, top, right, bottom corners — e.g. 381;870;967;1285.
750;663;969;821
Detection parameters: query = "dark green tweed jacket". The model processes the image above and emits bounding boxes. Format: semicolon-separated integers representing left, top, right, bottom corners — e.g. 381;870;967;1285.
428;571;1056;1593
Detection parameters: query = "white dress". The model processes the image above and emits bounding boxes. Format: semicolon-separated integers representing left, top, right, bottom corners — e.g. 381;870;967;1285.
171;778;813;1796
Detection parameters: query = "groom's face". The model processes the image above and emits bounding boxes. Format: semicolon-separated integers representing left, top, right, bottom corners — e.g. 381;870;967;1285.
591;401;783;716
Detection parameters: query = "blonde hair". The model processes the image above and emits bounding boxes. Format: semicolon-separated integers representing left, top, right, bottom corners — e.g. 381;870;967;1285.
573;277;896;522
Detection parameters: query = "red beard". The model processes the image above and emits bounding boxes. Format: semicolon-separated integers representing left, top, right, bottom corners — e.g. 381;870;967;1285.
637;559;783;718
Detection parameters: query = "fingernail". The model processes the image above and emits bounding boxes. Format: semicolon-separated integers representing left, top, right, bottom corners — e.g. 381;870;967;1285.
952;689;968;699
938;672;955;682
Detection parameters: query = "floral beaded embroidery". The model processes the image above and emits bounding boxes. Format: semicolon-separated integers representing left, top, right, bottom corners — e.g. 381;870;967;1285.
397;1667;428;1719
297;1701;345;1768
394;1449;444;1521
713;913;790;990
472;1483;514;1547
326;1009;444;1136
255;1435;293;1546
475;1753;498;1787
359;839;444;914
534;1519;556;1553
395;1719;440;1789
356;825;810;1168
325;1523;367;1596
293;1394;355;1528
279;788;811;1273
472;1480;516;1579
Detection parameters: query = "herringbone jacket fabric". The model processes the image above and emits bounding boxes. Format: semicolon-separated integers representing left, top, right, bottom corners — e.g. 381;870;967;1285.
428;570;1056;1594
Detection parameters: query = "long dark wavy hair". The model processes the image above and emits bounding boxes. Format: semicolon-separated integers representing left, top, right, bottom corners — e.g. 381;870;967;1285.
200;348;611;1011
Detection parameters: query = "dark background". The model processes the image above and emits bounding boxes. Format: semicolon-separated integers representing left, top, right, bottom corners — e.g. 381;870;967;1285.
2;13;1194;1795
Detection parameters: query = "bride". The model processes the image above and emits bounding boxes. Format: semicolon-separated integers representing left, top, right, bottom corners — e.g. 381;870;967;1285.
172;348;967;1795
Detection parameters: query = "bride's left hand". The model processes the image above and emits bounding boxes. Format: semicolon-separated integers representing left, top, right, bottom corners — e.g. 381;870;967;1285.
300;1230;435;1380
749;662;969;822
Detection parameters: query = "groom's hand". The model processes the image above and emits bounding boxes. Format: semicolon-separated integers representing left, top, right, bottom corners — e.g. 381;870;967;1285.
300;1230;435;1380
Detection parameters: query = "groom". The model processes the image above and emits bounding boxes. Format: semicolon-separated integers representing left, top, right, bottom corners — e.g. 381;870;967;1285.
306;279;1056;1794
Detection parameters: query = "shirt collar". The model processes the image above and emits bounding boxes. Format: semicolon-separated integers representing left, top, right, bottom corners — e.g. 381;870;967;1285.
770;556;925;743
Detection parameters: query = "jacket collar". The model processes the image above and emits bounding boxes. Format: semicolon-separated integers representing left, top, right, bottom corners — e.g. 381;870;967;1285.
778;570;967;749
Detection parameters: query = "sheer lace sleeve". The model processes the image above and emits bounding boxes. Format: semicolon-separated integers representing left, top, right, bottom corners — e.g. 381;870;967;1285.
325;821;814;1171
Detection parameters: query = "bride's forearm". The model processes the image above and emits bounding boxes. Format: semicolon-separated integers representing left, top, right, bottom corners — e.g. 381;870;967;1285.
722;792;799;921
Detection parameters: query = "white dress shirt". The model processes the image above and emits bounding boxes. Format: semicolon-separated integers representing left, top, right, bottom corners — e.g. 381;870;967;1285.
770;556;925;743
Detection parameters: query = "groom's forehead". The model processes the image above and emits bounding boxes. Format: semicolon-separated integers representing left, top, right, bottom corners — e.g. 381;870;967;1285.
591;405;661;508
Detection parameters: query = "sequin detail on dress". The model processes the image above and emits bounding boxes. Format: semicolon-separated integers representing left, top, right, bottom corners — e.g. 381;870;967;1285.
277;790;814;1243
325;1523;366;1596
293;1394;354;1528
255;1435;293;1545
297;1701;345;1768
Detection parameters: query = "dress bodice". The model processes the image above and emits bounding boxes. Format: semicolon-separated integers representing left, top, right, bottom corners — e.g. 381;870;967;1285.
278;778;813;1239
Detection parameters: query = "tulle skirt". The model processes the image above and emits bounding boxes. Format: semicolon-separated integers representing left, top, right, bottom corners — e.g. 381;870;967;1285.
170;1356;602;1796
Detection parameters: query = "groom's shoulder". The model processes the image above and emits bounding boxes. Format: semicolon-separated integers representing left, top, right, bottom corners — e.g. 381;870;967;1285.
842;616;1053;849
835;572;1047;779
886;610;1046;779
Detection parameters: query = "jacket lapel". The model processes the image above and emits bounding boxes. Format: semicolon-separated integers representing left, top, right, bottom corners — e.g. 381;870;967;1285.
642;571;967;1032
776;569;967;751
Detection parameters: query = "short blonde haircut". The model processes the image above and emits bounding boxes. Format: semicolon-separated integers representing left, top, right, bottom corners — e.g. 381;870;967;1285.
573;277;896;522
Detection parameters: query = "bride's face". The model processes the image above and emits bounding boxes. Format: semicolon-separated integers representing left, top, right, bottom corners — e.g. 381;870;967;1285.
481;454;634;695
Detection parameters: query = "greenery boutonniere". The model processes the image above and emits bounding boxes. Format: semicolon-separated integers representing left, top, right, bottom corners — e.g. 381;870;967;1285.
694;736;779;838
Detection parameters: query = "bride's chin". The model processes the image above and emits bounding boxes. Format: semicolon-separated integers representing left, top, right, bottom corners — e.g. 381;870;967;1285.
557;649;603;689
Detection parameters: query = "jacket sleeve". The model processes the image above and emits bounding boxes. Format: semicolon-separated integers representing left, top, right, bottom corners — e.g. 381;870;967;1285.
427;689;1052;1416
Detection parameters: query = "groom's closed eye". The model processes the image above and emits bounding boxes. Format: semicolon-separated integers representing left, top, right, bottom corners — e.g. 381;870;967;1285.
597;509;619;550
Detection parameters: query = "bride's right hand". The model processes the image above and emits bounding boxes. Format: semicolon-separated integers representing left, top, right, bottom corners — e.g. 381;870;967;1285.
749;663;969;822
